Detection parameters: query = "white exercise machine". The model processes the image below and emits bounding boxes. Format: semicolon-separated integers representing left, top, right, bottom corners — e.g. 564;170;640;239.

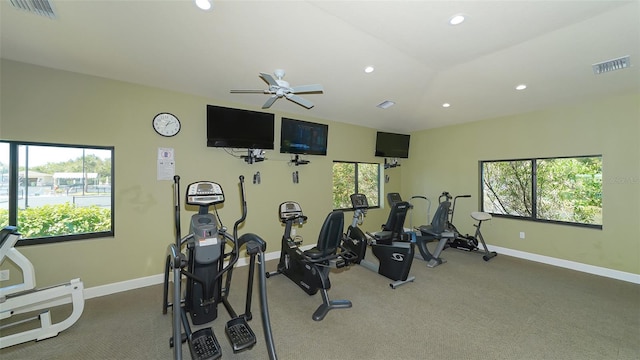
0;226;85;349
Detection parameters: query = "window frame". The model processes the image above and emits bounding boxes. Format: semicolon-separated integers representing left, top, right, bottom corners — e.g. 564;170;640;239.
1;140;115;245
480;155;602;229
332;160;381;211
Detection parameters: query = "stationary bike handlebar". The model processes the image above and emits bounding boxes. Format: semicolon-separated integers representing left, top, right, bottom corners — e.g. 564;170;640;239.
439;192;472;226
281;214;308;223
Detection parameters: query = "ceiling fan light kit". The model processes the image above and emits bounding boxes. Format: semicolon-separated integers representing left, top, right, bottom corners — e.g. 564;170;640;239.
230;69;323;109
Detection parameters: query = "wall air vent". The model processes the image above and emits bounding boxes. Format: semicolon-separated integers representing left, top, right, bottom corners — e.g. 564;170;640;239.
10;0;56;19
592;55;630;75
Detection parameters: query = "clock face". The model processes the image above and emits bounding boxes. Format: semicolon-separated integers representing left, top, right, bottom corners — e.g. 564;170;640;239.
153;113;181;137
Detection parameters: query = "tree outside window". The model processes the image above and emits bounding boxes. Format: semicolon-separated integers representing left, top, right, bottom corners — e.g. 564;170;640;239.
0;141;114;244
481;155;602;228
332;161;380;210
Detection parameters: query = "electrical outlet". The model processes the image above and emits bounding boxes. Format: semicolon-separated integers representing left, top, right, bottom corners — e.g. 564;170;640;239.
519;232;526;239
0;269;9;281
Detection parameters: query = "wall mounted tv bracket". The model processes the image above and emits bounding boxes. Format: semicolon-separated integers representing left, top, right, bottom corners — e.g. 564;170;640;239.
243;149;266;164
384;158;400;169
290;154;309;166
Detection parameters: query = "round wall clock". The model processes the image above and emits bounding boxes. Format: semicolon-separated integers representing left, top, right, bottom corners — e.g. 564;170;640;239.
152;112;181;137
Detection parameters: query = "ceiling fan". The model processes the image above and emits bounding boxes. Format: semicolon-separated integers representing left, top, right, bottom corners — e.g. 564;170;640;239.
230;69;323;109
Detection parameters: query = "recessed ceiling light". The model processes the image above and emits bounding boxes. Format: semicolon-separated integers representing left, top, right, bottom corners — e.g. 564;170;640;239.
442;103;451;108
377;100;395;109
194;0;212;10
449;14;465;25
364;66;374;73
515;84;527;90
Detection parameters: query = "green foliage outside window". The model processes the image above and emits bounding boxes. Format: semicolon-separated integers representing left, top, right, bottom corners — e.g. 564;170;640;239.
482;156;602;227
0;203;111;238
1;141;114;244
332;161;380;209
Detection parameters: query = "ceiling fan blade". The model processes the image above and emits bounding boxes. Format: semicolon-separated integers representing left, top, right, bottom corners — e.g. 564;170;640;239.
230;89;268;93
259;73;279;87
285;93;314;109
290;84;323;93
262;95;278;109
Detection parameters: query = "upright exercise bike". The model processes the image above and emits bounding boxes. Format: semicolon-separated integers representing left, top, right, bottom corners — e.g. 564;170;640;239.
342;193;415;289
162;175;277;360
267;201;357;321
439;192;497;261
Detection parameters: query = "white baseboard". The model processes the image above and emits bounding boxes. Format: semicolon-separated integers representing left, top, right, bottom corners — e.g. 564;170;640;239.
487;245;640;284
83;249;284;300
84;245;639;300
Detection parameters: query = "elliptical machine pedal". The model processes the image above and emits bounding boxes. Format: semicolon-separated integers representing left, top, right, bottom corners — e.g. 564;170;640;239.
225;316;257;353
188;328;221;360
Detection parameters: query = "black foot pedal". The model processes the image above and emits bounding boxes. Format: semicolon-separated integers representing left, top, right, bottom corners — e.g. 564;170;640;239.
188;327;221;360
225;317;256;353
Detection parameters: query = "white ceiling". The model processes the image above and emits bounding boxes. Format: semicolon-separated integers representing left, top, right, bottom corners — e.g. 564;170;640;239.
1;0;639;133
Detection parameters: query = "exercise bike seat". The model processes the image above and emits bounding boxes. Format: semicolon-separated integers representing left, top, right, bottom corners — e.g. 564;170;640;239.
471;211;492;222
303;247;328;260
371;230;393;244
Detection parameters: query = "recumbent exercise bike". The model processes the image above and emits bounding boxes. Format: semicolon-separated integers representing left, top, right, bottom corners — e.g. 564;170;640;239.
342;193;415;289
266;201;357;321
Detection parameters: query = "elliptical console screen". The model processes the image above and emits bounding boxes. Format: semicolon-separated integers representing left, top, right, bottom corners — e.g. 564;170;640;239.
186;181;225;206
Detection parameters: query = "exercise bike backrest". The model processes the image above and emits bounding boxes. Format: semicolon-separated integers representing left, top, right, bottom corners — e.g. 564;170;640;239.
381;200;411;241
429;200;451;234
438;191;471;226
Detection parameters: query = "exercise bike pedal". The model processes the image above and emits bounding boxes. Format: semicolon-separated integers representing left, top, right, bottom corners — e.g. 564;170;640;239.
188;327;222;360
225;316;256;353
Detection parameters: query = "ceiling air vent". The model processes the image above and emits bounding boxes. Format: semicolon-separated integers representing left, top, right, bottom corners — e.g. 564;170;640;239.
10;0;57;19
592;55;630;75
376;100;396;109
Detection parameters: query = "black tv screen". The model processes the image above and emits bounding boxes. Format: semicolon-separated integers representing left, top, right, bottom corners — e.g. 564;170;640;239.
375;131;410;158
207;105;274;149
280;118;328;156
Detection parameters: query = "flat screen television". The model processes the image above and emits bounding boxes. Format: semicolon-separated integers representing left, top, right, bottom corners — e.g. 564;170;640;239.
280;118;328;156
375;131;410;158
206;105;274;149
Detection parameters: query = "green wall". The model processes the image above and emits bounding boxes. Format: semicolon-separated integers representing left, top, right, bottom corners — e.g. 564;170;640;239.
0;60;396;288
402;92;640;275
1;59;638;290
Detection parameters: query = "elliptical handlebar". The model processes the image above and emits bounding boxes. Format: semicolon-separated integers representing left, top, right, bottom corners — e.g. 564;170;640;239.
233;175;247;244
220;176;247;281
173;175;181;248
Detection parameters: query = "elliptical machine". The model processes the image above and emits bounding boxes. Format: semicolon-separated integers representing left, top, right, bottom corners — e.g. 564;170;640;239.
342;193;415;289
267;201;357;321
162;175;277;360
439;192;497;261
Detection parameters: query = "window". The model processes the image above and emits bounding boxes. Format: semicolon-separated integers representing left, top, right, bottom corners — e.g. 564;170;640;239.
332;161;380;210
481;155;602;228
0;141;114;245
